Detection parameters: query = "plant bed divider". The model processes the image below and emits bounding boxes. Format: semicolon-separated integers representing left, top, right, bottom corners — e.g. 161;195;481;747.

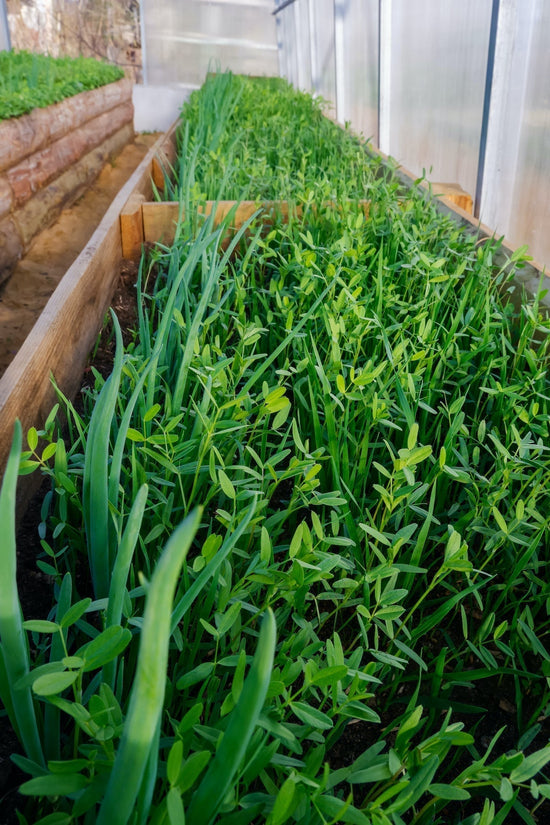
121;198;371;258
120;167;547;311
0;120;178;510
0;78;135;284
120;189;468;260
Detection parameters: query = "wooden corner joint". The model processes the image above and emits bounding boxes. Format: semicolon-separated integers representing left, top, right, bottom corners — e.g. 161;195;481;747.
120;192;146;259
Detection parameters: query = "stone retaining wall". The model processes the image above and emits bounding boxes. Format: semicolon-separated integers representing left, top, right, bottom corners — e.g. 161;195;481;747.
0;77;134;284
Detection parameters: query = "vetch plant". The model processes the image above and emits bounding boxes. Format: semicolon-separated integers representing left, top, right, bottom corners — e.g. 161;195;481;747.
5;72;550;824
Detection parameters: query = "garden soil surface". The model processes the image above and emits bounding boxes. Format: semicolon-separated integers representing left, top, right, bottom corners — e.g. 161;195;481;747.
0;132;159;379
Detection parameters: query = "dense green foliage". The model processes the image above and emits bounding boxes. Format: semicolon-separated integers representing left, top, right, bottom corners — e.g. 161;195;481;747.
0;50;124;120
163;73;377;202
2;72;550;824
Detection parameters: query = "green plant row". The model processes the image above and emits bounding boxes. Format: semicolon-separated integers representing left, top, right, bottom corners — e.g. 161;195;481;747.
0;50;124;121
160;72;384;204
1;72;550;824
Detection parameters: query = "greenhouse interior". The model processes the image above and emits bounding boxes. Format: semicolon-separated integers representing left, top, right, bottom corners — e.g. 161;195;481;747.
1;1;550;823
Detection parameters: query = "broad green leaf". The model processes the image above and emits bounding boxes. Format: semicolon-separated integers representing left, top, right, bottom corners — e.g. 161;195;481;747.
33;671;79;697
23;620;59;634
177;662;215;690
510;746;550;783
20;772;88;796
167;787;185;825
177;750;210;793
499;777;514;801
290;701;333;730
315;794;371;825
260;526;272;563
271;776;296;825
78;626;132;672
429;783;471;801
60;599;92;629
218;469;236;499
311;666;348;688
167;740;183;787
339;701;380;724
27;427;38;452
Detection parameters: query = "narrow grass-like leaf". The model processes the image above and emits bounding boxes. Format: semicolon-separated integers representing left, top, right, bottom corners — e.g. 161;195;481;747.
96;508;202;825
103;483;148;688
0;420;44;765
186;608;276;825
82;312;124;598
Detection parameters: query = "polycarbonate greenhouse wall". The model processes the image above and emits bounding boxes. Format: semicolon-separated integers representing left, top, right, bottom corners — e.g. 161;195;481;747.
140;0;278;90
275;0;550;272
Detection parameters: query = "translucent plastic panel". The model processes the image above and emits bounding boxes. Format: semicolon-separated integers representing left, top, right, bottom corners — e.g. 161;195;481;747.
388;2;492;198
142;0;277;88
293;0;313;90
0;0;9;51
276;5;298;86
310;0;336;108
507;1;550;268
340;0;378;142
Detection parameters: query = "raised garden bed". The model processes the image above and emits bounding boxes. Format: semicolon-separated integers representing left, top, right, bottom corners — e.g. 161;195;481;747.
0;76;134;284
2;72;550;825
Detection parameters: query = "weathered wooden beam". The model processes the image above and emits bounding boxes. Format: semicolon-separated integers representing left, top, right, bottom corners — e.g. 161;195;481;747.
151;121;178;191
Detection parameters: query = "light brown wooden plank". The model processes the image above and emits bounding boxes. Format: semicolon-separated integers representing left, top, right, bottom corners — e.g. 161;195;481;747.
0;122;180;492
142;200;292;246
142;199;370;248
121;192;146;259
151;121;178;190
432;182;473;214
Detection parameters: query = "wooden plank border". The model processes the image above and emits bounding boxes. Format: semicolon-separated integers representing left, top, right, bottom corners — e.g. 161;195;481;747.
122;198;376;257
0;120;179;490
139;200;371;250
122;186;473;263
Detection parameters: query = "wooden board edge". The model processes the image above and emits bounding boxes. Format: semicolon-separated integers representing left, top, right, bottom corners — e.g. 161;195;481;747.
121;192;146;259
152;120;179;190
142;199;371;248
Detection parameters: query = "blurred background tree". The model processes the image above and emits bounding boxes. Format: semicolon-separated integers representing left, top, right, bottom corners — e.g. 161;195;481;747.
6;0;142;80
